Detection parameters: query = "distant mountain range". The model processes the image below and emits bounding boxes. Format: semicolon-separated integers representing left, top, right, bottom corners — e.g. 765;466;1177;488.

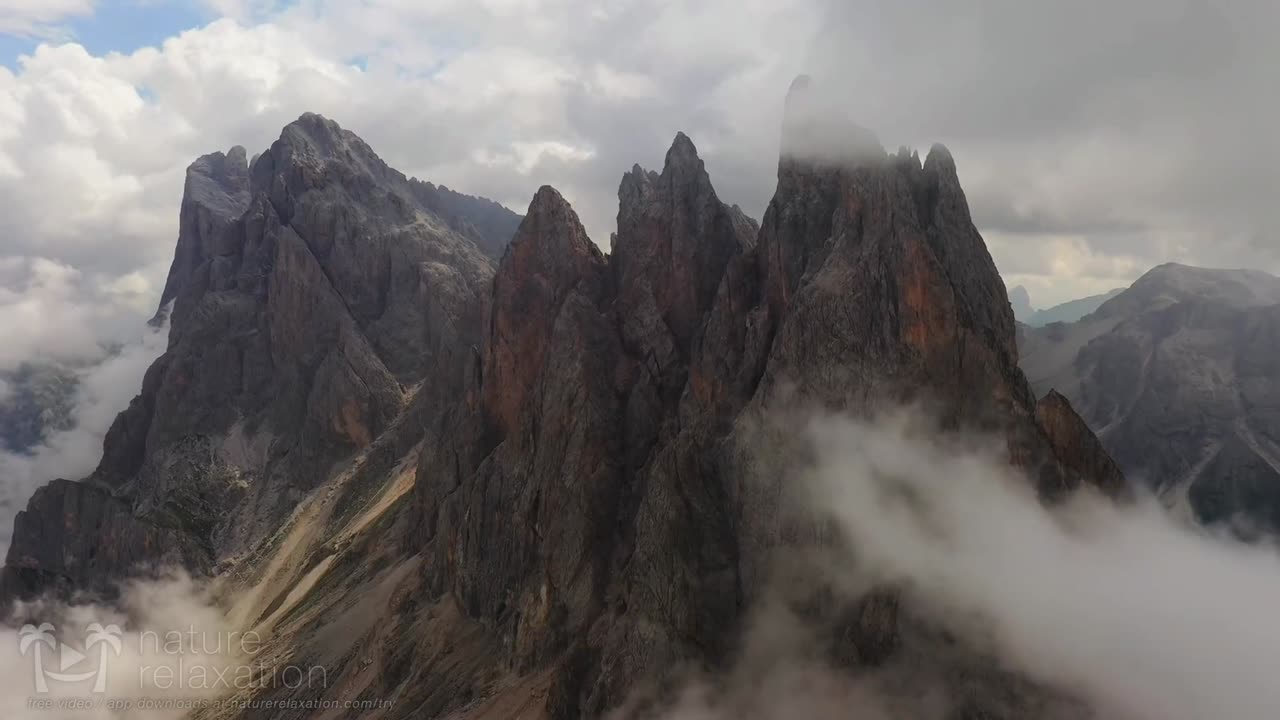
1010;284;1125;327
1020;263;1280;529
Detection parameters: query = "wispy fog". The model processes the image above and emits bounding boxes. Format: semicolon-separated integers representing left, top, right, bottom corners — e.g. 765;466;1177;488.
800;411;1280;719
0;318;168;557
0;572;239;720
641;409;1280;718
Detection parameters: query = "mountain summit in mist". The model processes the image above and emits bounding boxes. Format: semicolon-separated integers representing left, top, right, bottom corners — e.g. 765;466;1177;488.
1;85;1124;718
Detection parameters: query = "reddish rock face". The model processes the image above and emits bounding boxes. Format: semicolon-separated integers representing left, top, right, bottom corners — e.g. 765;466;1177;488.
482;186;609;441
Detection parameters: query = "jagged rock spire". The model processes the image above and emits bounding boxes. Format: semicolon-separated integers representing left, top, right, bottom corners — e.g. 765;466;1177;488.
613;132;756;365
483;185;608;439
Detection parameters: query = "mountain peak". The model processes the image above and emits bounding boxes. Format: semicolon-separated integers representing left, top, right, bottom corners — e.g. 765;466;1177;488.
182;146;250;217
612;131;755;356
1101;262;1280;317
259;112;390;189
924;142;955;166
525;185;582;234
922;142;960;186
1009;285;1035;321
780;74;883;167
508;185;602;273
665;130;699;166
284;111;346;140
272;111;363;165
661;131;712;191
158;146;252;310
484;185;607;439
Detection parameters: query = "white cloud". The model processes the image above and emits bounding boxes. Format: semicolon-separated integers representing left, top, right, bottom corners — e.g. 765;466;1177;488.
805;1;1280;302
0;0;94;39
475;140;597;175
0;0;1273;342
1;571;242;719
590;64;659;101
0;2;817;279
802;411;1280;720
987;232;1152;307
0;257;151;369
199;0;278;23
0;317;167;556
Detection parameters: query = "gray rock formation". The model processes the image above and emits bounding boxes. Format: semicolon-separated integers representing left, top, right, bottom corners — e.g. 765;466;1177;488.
3;86;1122;719
1009;284;1035;321
2;113;519;602
1021;262;1280;528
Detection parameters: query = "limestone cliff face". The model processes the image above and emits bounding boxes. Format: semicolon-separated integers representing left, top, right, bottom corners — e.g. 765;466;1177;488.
4;88;1120;720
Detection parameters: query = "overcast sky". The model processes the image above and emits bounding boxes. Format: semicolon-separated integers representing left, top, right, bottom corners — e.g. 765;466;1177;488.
0;0;1277;369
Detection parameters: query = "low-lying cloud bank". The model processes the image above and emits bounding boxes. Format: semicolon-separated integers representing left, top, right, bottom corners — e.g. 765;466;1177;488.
799;412;1280;720
9;405;1280;719
648;410;1280;718
0;572;242;720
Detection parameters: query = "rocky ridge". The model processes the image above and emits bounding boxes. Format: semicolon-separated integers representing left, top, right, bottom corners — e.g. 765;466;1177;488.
3;81;1122;719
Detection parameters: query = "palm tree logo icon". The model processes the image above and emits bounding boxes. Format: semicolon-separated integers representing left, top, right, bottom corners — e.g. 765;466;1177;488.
17;622;121;693
18;623;56;693
85;623;123;694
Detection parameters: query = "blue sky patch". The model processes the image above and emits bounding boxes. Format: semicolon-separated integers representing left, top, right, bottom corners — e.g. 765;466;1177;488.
1;0;211;69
